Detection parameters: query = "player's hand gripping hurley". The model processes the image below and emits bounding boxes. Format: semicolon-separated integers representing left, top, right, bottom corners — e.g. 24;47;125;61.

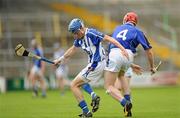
15;44;59;67
151;61;162;75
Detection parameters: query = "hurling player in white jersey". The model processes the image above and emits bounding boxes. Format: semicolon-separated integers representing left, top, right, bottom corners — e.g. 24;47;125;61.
53;43;69;95
53;18;129;117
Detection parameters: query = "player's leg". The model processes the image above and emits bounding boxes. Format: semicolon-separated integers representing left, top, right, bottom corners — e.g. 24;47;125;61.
37;70;47;98
82;83;97;100
124;68;133;102
56;75;65;95
105;70;132;117
104;48;127;105
31;75;38;97
38;76;47;97
59;76;65;95
118;71;132;117
56;69;65;95
81;60;105;113
81;83;100;113
70;75;92;117
105;48;133;117
81;83;100;111
118;70;131;102
104;70;128;106
29;67;38;97
115;76;132;102
115;77;131;101
114;78;122;91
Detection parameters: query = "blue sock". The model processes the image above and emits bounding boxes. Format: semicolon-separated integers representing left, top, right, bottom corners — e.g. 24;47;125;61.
82;83;97;99
124;94;131;102
120;98;127;107
91;92;97;99
79;100;89;113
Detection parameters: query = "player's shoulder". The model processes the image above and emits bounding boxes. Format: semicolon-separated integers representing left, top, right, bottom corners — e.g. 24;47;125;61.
115;23;135;31
73;39;82;47
134;26;143;33
134;27;146;38
74;39;79;43
87;28;98;34
87;28;104;37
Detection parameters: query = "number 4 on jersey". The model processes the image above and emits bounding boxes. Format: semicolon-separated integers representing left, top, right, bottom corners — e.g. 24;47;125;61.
116;29;128;41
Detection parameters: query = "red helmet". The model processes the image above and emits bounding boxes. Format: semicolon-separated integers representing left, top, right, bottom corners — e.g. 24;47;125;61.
123;12;138;25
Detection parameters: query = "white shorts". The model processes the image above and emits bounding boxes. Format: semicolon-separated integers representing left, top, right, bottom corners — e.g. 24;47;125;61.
78;60;106;83
31;66;44;78
56;67;68;79
125;67;133;78
105;48;134;73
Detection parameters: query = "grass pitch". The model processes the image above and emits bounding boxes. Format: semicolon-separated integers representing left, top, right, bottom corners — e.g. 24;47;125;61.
0;86;180;118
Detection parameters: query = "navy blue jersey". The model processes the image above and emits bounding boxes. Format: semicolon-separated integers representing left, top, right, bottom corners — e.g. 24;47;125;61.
33;48;43;68
73;28;105;68
109;23;152;53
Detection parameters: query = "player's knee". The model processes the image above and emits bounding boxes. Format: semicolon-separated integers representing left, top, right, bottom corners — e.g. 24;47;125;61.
70;80;78;90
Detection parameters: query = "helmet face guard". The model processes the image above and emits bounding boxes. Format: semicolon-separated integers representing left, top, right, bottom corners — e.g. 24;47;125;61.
123;12;138;25
68;18;84;33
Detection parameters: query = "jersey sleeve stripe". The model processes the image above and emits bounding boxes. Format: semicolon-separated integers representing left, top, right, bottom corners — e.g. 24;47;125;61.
88;31;104;39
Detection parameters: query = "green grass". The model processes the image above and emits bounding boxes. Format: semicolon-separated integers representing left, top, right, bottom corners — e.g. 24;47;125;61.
0;86;180;118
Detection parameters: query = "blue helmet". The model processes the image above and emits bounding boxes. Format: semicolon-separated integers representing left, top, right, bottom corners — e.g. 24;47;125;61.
68;18;84;33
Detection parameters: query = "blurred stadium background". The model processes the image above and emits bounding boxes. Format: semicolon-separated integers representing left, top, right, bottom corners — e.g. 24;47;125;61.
0;0;180;118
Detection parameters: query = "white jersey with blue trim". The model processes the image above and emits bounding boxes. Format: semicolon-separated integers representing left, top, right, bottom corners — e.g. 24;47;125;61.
73;28;106;64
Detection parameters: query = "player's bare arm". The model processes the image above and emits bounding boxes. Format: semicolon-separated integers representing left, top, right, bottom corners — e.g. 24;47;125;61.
63;45;78;59
103;35;129;59
145;48;156;73
54;45;78;65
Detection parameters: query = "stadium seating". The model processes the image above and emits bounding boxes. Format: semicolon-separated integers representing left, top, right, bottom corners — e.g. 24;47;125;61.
0;0;179;78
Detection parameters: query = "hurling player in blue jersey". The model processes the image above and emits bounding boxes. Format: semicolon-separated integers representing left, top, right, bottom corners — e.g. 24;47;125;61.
104;12;156;117
29;39;46;98
53;18;129;117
